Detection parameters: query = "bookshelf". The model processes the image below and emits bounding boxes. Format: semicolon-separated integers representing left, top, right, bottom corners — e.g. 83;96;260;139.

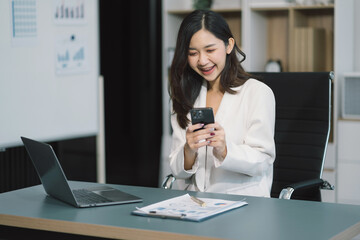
244;4;334;72
244;8;290;71
166;8;242;52
163;2;334;72
289;6;334;71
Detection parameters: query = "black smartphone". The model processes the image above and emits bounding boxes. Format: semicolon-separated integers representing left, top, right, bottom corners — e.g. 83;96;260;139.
190;107;214;131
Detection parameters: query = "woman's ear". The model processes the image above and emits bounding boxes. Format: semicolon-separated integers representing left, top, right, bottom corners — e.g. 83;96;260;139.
226;38;235;54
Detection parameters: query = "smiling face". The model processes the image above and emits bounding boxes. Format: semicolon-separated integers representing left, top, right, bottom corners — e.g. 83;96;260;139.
187;29;234;85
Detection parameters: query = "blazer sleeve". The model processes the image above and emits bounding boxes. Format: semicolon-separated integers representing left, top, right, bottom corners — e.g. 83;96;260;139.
214;82;276;177
168;112;199;179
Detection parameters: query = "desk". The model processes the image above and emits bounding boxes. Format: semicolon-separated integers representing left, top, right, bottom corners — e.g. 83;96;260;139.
1;181;360;240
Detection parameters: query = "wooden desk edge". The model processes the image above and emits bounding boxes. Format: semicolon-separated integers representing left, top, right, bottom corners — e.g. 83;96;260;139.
330;221;360;240
0;214;221;240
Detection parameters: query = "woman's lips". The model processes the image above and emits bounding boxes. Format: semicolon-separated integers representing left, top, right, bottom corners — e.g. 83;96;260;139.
199;65;215;75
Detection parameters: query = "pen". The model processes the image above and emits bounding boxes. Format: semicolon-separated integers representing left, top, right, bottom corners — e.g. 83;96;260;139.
149;210;186;219
190;195;206;207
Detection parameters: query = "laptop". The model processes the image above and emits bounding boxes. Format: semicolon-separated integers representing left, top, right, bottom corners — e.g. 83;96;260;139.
21;136;142;208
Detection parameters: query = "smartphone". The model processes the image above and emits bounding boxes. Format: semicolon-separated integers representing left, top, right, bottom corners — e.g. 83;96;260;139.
190;107;214;131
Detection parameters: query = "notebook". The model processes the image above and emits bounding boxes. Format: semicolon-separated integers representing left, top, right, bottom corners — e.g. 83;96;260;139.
21;136;142;208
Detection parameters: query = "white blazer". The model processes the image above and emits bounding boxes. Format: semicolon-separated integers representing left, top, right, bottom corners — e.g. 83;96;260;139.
169;78;276;197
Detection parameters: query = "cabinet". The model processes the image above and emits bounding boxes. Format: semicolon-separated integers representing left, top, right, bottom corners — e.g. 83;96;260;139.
337;120;360;205
160;0;340;203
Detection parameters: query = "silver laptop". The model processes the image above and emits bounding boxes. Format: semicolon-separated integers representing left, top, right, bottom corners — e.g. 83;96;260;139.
21;136;142;208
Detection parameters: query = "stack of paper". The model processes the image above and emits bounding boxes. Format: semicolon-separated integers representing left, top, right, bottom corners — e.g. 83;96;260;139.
132;194;248;222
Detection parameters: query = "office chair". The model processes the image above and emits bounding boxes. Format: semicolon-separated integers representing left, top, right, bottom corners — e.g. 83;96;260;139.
162;72;334;201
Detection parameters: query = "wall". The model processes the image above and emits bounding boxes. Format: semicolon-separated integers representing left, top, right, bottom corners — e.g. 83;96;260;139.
335;0;360;205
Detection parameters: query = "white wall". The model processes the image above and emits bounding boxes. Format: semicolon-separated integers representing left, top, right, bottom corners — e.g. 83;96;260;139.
335;0;360;205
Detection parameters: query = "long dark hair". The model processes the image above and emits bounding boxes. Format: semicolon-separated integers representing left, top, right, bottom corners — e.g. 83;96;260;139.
169;10;251;129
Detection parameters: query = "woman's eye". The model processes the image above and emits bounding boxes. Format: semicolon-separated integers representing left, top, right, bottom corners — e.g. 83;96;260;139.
207;49;215;53
188;52;197;56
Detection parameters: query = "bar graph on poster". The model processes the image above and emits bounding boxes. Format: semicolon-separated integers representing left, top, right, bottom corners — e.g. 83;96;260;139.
53;0;86;25
55;34;89;75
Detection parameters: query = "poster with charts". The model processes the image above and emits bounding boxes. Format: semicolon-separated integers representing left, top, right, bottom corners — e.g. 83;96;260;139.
53;0;86;25
55;34;89;75
10;0;38;46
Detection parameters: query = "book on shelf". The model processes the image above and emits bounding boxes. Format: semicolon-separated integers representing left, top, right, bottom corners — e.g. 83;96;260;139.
293;27;326;71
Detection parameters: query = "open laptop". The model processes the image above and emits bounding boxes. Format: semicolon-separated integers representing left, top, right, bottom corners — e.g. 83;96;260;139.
21;136;142;208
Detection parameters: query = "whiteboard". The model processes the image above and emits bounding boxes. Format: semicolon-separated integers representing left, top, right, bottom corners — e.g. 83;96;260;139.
0;0;99;148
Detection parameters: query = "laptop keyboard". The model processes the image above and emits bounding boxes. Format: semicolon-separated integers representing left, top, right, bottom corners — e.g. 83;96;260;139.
73;189;111;204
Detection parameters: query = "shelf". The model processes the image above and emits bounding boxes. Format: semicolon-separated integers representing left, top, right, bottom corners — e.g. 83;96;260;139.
246;3;334;72
251;7;290;11
167;8;242;50
291;4;334;10
165;2;334;72
338;118;360;122
167;8;241;15
289;6;334;72
251;4;334;11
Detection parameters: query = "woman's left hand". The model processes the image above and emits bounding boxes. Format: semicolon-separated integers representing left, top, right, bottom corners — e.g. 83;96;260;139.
204;122;227;161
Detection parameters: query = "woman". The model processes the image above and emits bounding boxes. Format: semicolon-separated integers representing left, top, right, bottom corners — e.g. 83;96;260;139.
168;10;276;197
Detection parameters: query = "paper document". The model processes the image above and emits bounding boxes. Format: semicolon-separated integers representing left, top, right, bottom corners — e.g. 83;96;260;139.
132;194;248;222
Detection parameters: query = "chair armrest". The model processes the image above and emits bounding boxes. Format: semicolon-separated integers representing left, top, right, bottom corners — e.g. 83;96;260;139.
279;178;334;200
161;174;176;189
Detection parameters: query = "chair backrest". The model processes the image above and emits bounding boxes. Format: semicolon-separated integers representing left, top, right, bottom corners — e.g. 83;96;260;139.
251;72;332;201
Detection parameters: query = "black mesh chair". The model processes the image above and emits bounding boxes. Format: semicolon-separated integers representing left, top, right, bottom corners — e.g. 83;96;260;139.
162;72;334;201
252;72;334;201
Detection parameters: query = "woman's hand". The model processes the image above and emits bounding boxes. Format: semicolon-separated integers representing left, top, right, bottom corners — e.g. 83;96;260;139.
204;123;227;161
184;122;227;169
184;123;213;169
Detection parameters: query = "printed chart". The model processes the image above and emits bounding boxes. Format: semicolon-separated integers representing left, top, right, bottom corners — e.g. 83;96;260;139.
10;0;37;45
55;34;89;75
53;0;86;24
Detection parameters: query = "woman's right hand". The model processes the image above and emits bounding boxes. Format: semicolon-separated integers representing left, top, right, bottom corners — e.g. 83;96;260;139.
183;123;214;170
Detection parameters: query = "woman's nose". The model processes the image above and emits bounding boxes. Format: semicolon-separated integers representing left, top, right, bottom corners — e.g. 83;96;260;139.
198;53;208;66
